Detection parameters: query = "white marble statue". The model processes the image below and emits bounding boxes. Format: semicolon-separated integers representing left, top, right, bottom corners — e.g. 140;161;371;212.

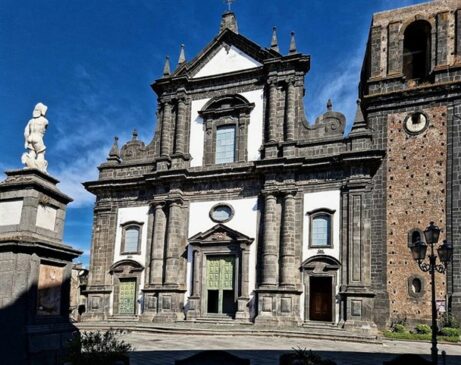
21;102;49;172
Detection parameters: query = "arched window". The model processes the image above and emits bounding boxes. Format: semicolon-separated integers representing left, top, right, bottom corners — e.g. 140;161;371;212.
308;209;335;248
408;228;424;247
199;94;255;166
403;20;431;80
121;222;143;254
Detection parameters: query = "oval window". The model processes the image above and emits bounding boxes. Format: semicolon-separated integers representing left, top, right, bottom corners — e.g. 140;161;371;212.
210;204;234;223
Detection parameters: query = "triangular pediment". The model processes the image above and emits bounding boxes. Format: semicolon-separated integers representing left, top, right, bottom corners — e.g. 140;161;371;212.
193;45;262;78
174;29;279;79
189;223;253;244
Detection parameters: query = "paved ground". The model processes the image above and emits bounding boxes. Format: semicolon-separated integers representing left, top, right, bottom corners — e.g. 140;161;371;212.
121;331;461;365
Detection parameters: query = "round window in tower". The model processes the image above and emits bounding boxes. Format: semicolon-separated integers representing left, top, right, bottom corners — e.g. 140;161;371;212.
209;203;234;223
404;112;429;135
408;275;424;298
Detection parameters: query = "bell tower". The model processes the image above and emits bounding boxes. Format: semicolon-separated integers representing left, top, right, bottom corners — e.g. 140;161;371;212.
360;0;461;326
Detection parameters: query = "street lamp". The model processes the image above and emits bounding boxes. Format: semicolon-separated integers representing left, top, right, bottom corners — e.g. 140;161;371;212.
409;222;453;365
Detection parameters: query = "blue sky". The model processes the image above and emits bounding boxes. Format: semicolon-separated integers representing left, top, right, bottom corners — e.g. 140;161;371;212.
0;0;427;265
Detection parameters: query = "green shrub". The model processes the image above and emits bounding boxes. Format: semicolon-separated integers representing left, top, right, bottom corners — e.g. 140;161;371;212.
280;347;336;365
392;324;406;333
383;330;459;343
65;329;133;365
440;313;460;329
440;327;460;337
415;324;431;334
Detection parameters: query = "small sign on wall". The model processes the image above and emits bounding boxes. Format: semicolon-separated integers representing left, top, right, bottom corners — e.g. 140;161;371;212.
37;263;63;315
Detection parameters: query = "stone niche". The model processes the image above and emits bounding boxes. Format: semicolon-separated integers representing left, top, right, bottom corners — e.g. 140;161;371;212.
0;169;81;365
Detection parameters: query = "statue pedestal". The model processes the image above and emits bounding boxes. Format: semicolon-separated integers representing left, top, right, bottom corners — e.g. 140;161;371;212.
0;169;81;365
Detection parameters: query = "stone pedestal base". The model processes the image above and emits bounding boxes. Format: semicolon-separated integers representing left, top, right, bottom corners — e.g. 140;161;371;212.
254;288;301;326
156;156;171;171
143;289;186;322
170;153;190;170
264;143;279;159
185;296;201;320
234;297;251;320
282;142;296;158
342;320;379;336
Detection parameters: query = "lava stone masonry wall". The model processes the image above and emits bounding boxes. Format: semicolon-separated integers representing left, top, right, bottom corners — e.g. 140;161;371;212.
386;106;447;322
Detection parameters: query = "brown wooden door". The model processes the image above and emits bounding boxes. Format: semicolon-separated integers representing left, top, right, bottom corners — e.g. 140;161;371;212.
309;276;333;322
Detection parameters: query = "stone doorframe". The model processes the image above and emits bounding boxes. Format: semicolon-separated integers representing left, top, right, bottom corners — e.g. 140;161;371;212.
301;255;340;323
187;224;254;320
109;259;144;316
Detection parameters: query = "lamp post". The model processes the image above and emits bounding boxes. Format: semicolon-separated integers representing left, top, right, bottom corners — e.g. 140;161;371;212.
409;222;453;365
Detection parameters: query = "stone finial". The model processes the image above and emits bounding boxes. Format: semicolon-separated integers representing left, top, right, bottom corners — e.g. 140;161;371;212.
107;136;121;163
289;31;297;54
163;56;171;76
270;27;279;52
21;102;49;173
220;12;238;34
132;129;138;141
351;99;367;132
327;99;333;111
177;44;186;65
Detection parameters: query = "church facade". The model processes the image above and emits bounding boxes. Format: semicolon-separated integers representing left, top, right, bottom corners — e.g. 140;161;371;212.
83;0;461;331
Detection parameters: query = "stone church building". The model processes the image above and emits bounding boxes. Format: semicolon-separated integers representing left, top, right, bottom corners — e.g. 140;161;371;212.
83;0;461;331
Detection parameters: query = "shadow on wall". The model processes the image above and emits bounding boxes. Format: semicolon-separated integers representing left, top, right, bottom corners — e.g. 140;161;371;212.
0;278;78;365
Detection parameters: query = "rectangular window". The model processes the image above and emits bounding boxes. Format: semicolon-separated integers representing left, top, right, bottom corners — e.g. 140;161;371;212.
123;227;140;253
311;214;332;247
215;126;236;164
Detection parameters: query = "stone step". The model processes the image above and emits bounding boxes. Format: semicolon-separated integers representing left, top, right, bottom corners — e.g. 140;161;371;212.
77;321;381;344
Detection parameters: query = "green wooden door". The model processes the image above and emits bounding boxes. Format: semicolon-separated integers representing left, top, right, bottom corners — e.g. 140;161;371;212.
206;256;235;315
118;279;136;315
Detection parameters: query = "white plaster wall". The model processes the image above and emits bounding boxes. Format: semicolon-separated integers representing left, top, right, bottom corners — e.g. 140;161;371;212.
189;88;264;167
300;189;341;323
0;200;23;226
113;206;150;314
302;190;341;261
36;204;57;231
185;197;259;306
189;98;208;167
193;45;261;78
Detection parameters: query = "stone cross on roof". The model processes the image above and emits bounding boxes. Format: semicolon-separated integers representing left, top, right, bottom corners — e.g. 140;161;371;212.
224;0;235;11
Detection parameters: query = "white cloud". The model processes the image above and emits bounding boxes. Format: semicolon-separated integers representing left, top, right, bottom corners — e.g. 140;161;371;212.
47;64;147;207
307;53;363;135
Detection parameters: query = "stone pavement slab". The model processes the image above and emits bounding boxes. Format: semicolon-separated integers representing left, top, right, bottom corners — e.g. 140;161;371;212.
119;332;461;365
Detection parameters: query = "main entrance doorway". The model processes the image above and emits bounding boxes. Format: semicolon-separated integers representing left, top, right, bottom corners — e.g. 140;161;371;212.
206;256;236;316
118;279;136;315
309;276;333;322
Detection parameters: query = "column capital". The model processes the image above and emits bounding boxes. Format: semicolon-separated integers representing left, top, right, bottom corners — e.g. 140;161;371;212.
152;201;166;210
261;190;279;199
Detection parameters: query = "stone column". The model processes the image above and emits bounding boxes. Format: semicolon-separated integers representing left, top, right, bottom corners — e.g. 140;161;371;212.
261;193;278;286
267;80;277;143
149;203;166;286
285;80;296;142
164;200;183;286
280;192;296;286
192;250;201;297
160;101;172;157
174;96;187;154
